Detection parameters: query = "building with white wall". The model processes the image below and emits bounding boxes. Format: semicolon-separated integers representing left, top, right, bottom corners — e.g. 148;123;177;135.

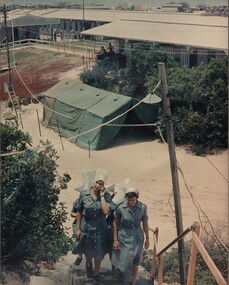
1;8;227;67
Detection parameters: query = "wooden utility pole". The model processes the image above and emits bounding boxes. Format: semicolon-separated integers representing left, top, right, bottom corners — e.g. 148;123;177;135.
158;62;186;285
82;0;85;32
2;4;12;90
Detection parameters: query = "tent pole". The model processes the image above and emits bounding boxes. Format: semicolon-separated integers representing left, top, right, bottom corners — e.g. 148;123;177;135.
57;120;64;150
88;140;91;158
36;109;42;137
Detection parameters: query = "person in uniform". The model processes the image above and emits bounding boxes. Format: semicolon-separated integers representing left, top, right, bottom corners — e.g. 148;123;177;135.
73;168;112;285
106;42;115;53
70;198;83;265
99;46;106;54
111;187;150;285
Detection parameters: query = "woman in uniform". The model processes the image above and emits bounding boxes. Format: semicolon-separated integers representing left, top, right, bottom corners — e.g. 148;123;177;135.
111;187;150;285
74;169;112;285
71;198;83;265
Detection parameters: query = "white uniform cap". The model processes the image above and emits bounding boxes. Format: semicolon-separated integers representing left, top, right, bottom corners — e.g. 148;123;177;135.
81;169;96;190
125;186;139;195
75;168;108;192
112;184;126;205
94;168;108;182
112;179;139;205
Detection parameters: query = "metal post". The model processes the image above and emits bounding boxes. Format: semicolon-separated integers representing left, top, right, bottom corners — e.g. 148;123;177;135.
158;62;186;285
36;109;42;137
89;49;90;68
93;36;95;55
19;114;24;129
88;140;91;158
57;120;64;150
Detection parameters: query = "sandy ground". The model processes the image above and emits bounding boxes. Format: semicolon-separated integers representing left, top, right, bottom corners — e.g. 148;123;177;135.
1;50;228;252
1;98;227;251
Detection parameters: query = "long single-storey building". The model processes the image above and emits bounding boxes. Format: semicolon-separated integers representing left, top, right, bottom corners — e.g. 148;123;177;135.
1;7;228;66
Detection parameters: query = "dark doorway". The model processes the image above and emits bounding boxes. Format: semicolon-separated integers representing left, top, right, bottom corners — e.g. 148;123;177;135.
190;50;198;67
14;27;19;41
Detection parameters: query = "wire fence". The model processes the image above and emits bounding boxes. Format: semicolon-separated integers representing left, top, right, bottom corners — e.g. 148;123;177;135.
0;38;110;58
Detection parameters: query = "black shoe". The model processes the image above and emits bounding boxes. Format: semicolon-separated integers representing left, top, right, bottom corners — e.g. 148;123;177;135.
92;275;100;285
74;256;82;265
118;272;124;280
86;265;93;278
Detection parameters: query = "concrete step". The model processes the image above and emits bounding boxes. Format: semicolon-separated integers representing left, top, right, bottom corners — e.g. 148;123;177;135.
71;254;152;285
29;276;55;285
29;251;157;285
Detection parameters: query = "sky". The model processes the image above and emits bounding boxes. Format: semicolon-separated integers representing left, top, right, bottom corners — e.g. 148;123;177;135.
3;0;228;6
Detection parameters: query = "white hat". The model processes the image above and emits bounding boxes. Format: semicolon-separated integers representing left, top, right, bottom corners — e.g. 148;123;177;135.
125;186;139;195
94;168;108;182
75;168;108;192
112;184;126;205
81;169;96;190
112;178;139;205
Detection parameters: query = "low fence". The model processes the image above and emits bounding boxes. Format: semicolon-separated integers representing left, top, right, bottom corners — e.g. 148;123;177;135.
0;38;108;57
0;38;113;72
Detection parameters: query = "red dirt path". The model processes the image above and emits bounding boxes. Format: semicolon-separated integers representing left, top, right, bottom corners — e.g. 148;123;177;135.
0;56;83;101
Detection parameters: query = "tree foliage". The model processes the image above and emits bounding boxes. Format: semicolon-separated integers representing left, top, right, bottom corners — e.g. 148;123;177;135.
80;60;119;92
80;42;228;155
154;57;228;155
1;122;71;265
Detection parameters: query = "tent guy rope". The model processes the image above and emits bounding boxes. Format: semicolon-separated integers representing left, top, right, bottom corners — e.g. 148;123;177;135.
0;80;162;157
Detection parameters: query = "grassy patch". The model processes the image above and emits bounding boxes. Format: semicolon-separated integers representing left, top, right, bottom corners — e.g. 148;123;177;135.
0;48;58;69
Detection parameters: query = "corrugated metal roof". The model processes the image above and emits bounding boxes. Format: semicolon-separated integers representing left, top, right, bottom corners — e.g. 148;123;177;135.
7;8;228;28
5;9;227;51
7;14;60;27
81;20;228;51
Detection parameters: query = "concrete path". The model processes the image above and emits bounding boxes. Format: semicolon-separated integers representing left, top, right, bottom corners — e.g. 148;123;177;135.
29;251;153;285
30;276;55;285
71;254;151;285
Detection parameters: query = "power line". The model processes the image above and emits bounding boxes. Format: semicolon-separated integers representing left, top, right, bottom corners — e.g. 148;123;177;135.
2;26;227;184
106;123;157;127
204;155;228;183
174;120;228;183
157;124;228;254
13;66;73;119
3;46;226;186
0;80;162;157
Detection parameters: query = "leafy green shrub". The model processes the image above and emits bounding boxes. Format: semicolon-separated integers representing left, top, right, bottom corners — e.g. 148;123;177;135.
80;60;119;92
1;122;71;265
80;43;228;155
167;57;228;155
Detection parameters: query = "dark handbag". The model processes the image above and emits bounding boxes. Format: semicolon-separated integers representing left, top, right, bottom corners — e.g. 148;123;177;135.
72;234;86;255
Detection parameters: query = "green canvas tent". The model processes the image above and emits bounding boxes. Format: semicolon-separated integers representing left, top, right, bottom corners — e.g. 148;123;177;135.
42;79;132;150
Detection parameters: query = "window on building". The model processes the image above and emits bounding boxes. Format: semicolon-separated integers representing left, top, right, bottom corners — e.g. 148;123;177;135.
207;50;216;62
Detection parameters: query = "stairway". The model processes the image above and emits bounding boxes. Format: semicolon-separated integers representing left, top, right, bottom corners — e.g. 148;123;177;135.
71;254;151;285
29;252;152;285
